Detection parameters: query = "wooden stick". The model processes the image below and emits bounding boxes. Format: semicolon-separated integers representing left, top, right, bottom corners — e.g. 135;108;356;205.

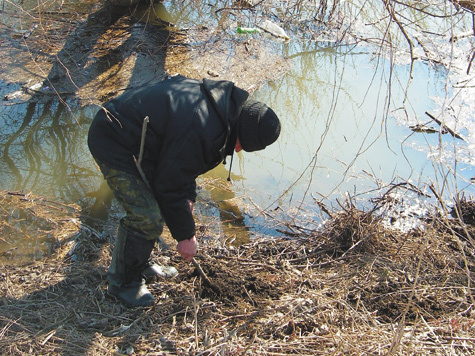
192;258;212;285
137;116;149;166
133;116;150;183
425;111;465;141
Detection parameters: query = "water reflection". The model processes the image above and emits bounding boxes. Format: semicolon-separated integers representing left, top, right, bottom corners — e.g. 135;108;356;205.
2;101;93;197
1;1;171;194
199;162;251;245
0;0;171;263
246;43;473;211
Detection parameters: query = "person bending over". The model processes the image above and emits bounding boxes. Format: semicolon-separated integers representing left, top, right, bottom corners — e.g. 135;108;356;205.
88;75;281;307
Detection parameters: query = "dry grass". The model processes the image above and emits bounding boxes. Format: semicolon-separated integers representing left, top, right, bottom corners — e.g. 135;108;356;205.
1;190;474;355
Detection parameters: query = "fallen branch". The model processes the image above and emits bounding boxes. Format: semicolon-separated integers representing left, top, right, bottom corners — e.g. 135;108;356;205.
425;112;465;141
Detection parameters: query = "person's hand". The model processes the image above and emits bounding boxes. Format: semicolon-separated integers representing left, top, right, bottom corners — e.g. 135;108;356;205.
177;236;198;262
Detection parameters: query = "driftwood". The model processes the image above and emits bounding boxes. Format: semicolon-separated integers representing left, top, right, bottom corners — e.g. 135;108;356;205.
425;111;465;141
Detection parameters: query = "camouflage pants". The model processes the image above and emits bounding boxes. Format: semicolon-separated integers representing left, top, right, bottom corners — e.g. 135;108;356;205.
95;159;164;241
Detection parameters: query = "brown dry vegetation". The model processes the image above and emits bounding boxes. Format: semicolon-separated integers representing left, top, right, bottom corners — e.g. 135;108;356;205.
1;190;474;355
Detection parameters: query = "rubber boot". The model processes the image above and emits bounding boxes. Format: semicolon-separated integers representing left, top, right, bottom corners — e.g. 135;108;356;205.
107;223;155;307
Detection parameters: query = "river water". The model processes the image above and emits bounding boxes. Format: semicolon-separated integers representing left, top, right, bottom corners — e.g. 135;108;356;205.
1;0;474;263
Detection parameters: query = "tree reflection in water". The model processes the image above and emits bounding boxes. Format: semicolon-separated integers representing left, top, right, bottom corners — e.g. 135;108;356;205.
1;0;170;223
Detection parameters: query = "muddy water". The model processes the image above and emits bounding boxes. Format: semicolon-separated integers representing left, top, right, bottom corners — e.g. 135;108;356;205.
1;0;474;264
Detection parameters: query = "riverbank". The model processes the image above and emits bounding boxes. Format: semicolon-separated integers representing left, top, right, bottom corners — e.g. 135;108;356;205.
0;190;474;355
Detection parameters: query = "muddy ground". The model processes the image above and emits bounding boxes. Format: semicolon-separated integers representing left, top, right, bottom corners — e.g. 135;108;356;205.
1;0;475;355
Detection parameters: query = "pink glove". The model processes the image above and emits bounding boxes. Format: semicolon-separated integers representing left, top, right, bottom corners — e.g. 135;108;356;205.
177;236;198;262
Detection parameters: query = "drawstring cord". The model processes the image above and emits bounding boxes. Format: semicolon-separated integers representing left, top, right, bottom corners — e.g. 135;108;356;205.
222;151;235;182
227;152;234;182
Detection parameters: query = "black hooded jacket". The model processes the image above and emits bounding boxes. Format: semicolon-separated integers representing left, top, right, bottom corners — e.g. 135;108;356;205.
88;76;249;241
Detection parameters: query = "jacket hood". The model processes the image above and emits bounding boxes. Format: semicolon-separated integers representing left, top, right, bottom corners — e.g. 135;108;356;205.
202;79;249;124
202;79;249;156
